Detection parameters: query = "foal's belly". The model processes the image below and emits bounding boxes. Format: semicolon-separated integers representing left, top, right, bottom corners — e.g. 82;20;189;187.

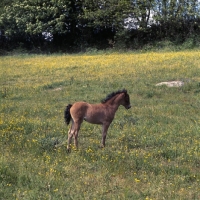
84;106;107;125
84;114;103;125
84;108;113;125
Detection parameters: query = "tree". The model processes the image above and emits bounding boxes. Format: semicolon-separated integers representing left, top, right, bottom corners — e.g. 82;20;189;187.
81;0;132;47
152;0;200;40
0;0;15;15
130;0;154;29
0;0;84;50
1;0;200;51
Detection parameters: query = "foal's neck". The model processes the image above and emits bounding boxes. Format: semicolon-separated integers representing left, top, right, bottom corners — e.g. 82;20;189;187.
106;94;122;110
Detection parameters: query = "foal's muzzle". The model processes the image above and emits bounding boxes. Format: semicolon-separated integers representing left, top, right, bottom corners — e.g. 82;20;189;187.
126;105;131;109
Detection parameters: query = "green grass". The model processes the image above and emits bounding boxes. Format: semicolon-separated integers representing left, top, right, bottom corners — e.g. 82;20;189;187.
0;51;200;199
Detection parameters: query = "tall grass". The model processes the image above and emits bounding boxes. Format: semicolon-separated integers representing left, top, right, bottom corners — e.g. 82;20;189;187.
0;51;200;199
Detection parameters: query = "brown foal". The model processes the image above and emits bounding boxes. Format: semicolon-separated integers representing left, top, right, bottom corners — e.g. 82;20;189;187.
64;89;131;151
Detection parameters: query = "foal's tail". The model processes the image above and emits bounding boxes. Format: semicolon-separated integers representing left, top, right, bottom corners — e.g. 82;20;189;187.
64;104;72;125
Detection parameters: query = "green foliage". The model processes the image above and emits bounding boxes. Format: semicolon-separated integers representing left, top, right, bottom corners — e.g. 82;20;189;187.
0;0;200;51
0;0;72;36
83;0;131;28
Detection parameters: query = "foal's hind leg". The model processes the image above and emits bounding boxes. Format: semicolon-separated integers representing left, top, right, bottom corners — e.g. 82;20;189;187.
67;120;74;151
73;121;82;149
67;120;82;151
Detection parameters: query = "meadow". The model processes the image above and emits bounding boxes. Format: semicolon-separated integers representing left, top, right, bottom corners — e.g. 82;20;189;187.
0;51;200;199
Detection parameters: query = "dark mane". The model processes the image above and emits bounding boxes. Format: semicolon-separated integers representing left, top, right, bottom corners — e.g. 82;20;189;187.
101;89;127;103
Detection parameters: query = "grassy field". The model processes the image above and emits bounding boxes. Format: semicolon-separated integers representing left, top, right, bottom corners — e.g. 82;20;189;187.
0;51;200;199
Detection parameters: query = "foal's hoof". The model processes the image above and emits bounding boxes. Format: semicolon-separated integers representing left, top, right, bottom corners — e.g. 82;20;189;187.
67;148;71;153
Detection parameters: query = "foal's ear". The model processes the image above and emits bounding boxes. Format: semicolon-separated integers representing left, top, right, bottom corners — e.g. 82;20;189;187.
123;89;127;94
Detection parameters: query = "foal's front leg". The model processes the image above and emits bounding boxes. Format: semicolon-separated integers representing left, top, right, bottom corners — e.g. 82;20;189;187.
101;123;110;148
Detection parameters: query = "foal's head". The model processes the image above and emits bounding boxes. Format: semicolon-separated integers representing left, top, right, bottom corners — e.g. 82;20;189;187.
102;89;131;109
120;89;131;109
